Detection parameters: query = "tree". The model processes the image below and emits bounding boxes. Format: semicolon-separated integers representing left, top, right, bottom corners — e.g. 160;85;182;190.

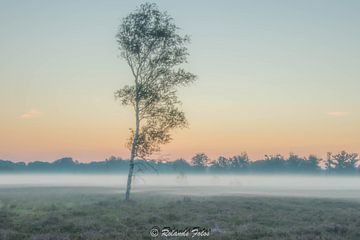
191;153;209;169
172;158;191;172
115;3;196;200
229;153;249;170
286;154;320;173
307;155;321;172
212;156;230;170
250;154;286;173
324;152;334;174
330;151;359;174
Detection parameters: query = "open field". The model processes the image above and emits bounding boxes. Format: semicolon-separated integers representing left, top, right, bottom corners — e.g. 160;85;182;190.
1;175;360;239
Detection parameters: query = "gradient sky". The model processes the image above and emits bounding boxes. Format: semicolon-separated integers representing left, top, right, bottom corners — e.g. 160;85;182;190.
1;0;359;162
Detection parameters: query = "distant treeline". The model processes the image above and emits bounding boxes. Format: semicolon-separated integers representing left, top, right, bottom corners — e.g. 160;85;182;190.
0;151;359;174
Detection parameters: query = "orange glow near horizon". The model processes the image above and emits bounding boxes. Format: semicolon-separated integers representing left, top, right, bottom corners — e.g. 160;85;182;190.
2;111;359;162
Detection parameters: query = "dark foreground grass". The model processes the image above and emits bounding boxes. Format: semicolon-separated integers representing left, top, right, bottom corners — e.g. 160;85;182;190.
1;187;360;240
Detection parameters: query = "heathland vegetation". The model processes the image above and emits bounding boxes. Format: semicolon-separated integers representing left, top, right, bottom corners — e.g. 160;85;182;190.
1;187;360;240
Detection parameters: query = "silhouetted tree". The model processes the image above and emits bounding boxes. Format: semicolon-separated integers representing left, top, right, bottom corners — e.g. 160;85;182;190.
211;153;250;172
3;151;360;174
250;154;286;173
191;153;209;169
172;158;191;172
323;152;334;174
0;160;21;172
52;157;78;171
115;3;196;200
27;161;52;172
286;154;320;173
329;151;359;174
229;153;250;171
306;155;321;172
212;156;230;170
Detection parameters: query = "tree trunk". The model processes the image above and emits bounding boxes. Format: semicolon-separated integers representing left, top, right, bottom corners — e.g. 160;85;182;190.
125;101;140;201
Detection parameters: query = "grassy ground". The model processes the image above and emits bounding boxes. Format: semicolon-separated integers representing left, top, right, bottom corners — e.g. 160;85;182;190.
1;187;360;240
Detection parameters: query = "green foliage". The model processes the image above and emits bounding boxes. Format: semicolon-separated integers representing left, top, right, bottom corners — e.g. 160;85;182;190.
115;3;196;159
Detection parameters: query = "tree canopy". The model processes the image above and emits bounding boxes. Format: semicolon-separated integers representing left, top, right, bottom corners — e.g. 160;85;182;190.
115;3;196;159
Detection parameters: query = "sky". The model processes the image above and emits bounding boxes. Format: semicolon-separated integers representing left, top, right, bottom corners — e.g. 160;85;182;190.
1;0;359;162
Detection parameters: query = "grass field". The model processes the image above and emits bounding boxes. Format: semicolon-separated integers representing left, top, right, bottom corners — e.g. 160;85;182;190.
1;186;360;240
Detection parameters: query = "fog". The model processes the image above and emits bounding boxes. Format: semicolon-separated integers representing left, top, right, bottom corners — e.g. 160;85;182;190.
1;174;360;199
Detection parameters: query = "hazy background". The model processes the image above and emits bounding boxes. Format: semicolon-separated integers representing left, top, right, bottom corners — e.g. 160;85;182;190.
1;0;360;162
1;174;360;199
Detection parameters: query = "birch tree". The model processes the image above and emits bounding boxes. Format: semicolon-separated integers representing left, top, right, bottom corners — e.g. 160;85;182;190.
115;3;196;200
